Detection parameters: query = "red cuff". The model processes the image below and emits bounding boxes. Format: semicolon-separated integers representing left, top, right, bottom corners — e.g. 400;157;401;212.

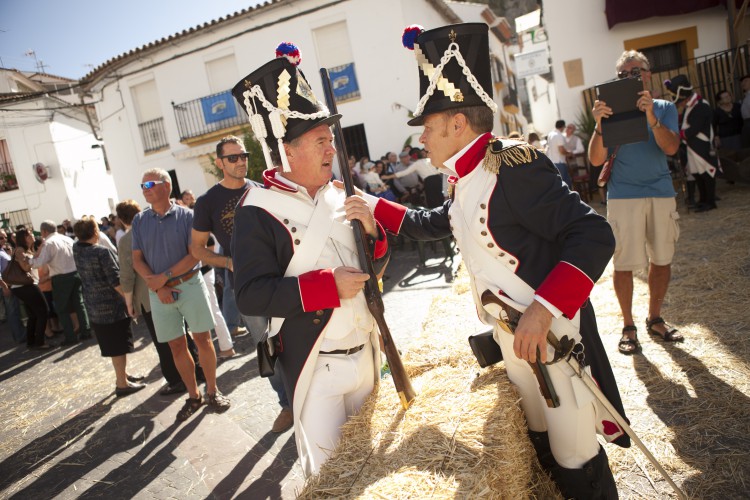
373;198;407;234
535;261;594;318
298;269;340;312
373;221;388;260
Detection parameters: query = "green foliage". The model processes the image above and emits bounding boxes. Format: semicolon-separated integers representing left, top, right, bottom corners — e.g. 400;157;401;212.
242;128;266;182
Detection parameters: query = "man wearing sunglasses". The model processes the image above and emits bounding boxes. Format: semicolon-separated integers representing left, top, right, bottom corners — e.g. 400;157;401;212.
190;136;293;432
132;169;231;421
588;50;683;355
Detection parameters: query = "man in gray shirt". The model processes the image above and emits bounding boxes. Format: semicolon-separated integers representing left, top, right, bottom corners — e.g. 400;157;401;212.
132;168;231;421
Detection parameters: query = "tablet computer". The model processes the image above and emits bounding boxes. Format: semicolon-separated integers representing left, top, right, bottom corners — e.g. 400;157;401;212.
596;78;649;148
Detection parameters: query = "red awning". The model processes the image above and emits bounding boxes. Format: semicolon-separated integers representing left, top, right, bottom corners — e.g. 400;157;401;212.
605;0;739;29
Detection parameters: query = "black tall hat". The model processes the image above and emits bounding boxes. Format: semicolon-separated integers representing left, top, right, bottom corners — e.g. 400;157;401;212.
663;74;693;103
231;43;340;171
402;23;497;126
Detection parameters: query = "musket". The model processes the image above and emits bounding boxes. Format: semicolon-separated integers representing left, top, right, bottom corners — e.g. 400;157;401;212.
319;68;416;410
481;291;686;500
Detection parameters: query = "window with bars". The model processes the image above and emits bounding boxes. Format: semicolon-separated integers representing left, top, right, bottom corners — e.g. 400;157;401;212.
641;42;686;72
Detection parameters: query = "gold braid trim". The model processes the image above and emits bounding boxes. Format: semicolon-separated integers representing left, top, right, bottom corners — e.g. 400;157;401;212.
482;141;539;174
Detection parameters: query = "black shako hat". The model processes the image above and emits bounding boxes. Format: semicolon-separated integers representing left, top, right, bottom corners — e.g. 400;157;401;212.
231;43;340;171
402;23;497;126
663;74;693;103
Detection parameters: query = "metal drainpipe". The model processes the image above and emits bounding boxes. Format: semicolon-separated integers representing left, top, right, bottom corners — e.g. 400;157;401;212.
79;92;110;171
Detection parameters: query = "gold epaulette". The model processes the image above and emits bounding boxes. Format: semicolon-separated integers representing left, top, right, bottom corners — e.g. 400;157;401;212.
482;138;539;174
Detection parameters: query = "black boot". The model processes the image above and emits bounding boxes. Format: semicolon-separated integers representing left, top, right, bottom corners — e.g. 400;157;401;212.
686;180;696;208
528;430;556;474
551;446;618;499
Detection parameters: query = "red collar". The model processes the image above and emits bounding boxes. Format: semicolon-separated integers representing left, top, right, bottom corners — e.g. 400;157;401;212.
262;169;296;192
454;133;492;178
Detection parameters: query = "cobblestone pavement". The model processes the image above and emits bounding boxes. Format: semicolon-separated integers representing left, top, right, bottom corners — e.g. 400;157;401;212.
0;242;459;499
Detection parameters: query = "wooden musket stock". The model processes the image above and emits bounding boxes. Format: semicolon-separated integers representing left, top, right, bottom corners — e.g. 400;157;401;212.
319;68;416;409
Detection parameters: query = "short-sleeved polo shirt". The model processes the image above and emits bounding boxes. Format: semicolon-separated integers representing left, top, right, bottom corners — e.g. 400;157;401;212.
131;203;195;274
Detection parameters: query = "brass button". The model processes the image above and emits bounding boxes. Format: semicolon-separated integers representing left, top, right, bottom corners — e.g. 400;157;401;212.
509;259;516;265
487;243;494;248
479;217;485;223
499;252;505;257
448;214;452;220
450;226;454;231
283;219;289;224
481;231;487;236
480;203;486;209
313;318;321;325
294;239;300;245
291;227;297;233
315;310;324;316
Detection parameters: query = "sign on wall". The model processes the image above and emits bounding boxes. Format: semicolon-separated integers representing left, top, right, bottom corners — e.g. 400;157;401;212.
514;46;550;79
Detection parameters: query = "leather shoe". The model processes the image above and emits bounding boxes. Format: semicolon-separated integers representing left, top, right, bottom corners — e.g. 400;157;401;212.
218;348;236;359
127;374;145;382
231;326;249;339
115;381;146;397
271;408;294;433
160;381;187;395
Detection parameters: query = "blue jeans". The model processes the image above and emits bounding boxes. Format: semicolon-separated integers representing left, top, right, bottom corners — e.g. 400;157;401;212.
224;268;288;409
3;292;26;343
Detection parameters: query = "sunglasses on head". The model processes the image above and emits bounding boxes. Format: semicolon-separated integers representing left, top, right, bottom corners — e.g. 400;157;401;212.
220;152;249;163
617;67;647;79
140;180;167;190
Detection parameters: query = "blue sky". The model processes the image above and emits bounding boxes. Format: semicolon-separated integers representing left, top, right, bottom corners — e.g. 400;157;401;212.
0;0;264;79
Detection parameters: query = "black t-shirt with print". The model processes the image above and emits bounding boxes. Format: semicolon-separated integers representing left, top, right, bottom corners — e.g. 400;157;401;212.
193;179;261;257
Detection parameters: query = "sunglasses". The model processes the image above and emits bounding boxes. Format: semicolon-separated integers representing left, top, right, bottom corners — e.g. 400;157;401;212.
220;153;249;163
141;180;167;190
617;67;648;79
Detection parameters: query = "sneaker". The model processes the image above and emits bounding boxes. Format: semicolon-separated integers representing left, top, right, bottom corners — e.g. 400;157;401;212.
160;381;186;395
206;390;231;413
176;395;204;421
115;381;146;397
271;408;294;433
217;348;236;359
231;326;249;339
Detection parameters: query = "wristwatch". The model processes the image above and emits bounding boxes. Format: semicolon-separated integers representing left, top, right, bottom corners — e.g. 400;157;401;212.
164;269;173;280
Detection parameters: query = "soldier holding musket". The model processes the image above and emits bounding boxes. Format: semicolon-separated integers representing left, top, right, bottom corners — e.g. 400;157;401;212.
229;43;391;477
364;23;630;498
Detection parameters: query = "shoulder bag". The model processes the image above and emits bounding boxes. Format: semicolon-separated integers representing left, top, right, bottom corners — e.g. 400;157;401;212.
2;257;34;286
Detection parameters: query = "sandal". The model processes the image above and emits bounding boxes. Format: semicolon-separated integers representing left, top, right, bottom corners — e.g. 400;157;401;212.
206;391;231;413
646;317;684;342
176;394;204;421
618;326;640;355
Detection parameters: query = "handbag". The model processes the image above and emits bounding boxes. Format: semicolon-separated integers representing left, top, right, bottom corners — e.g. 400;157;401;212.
2;257;34;286
257;331;278;378
597;146;620;188
468;330;503;368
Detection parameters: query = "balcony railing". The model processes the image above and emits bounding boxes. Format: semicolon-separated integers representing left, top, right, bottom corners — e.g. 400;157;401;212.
0;162;18;192
138;117;169;153
172;90;246;141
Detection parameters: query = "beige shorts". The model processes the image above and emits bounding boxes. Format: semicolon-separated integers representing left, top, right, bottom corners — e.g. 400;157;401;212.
607;197;680;271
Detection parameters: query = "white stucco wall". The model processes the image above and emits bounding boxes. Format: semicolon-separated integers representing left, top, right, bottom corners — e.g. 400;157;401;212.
0;99;117;228
88;0;479;205
544;0;729;128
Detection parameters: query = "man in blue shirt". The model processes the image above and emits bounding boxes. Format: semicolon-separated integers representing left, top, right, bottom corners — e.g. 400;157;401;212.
589;50;684;355
132;168;231;421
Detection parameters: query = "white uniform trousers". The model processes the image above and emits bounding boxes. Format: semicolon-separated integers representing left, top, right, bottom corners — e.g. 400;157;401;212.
493;325;599;469
299;342;374;476
202;269;233;352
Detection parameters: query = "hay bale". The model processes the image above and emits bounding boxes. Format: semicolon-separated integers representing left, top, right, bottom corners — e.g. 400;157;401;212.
299;265;560;499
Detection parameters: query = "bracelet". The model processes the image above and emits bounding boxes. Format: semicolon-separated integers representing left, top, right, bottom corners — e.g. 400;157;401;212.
593;128;602;136
651;119;661;129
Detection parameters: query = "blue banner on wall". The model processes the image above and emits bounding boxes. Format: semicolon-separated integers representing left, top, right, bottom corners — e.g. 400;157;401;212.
201;91;237;124
328;63;360;102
